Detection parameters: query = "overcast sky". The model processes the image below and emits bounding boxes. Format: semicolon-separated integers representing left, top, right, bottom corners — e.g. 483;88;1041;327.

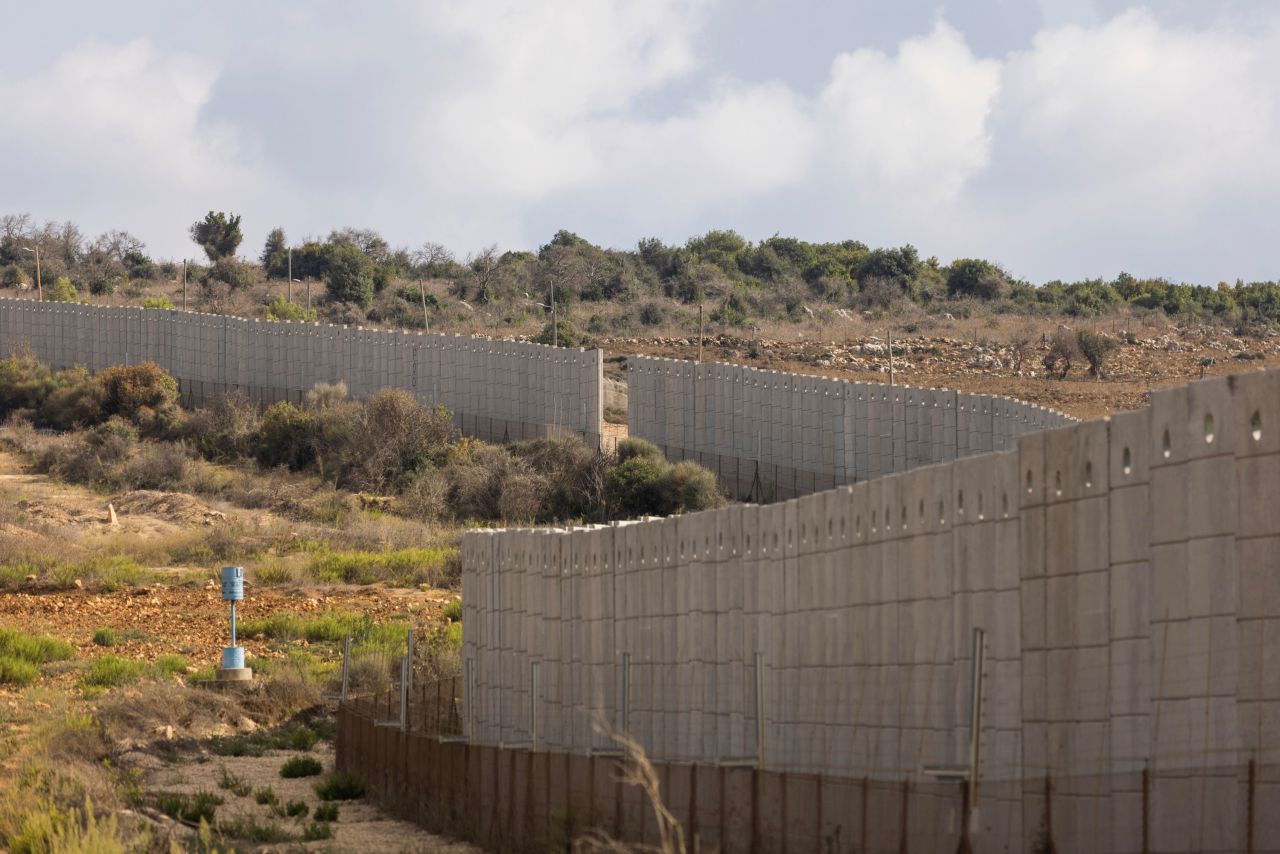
2;1;1277;283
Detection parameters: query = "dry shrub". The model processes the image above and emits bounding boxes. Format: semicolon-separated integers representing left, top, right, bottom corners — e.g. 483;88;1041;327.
1076;329;1118;379
399;470;449;521
1042;328;1080;379
184;392;260;460
118;440;189;490
509;437;609;521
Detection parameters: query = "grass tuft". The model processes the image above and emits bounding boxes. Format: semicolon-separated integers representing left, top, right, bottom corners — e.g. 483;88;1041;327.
280;756;323;779
81;654;146;688
313;770;364;800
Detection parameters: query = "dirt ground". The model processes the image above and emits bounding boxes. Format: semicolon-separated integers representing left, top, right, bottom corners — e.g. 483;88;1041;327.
142;742;477;853
0;448;471;852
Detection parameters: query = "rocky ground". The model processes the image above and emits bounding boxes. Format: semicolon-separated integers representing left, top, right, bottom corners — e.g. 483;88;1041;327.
600;322;1280;421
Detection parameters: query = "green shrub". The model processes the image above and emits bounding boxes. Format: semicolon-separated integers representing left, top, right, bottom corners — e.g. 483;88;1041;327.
660;460;724;514
285;725;319;751
280;756;323;779
442;600;462;623
0;656;39;686
82;654;146;688
253;787;278;806
92;628;117;647
324;244;375;308
285;800;309;818
532;319;581;347
47;276;79;302
313;770;365;800
154;653;189;679
265;294;317;322
614;437;664;463
312;803;338;822
605;454;666;517
142;295;174;309
0;627;76;664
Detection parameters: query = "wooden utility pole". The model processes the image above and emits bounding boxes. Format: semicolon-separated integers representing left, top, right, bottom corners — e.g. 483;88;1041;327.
420;282;430;331
287;247;292;302
888;326;895;386
182;260;188;310
698;304;704;363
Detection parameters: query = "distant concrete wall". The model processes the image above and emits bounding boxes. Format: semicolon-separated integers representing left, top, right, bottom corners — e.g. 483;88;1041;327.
464;367;1280;852
627;355;1074;500
0;298;603;446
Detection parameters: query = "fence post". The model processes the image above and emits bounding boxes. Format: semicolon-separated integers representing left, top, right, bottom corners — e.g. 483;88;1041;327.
400;656;410;732
340;634;351;700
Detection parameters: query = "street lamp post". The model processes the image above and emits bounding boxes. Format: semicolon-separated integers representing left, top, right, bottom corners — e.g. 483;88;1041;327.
22;247;41;302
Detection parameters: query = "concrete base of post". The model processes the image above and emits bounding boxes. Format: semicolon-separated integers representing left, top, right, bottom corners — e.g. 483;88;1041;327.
216;667;253;683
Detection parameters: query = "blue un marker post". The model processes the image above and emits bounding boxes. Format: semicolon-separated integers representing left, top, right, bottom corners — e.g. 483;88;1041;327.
217;566;253;682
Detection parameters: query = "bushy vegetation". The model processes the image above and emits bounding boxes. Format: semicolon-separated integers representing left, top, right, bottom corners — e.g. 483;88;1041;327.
8;212;1280;339
1;355;725;525
313;770;365;801
279;756;323;778
0;628;75;685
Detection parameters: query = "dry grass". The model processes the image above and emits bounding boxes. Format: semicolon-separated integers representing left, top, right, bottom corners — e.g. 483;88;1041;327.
572;719;686;854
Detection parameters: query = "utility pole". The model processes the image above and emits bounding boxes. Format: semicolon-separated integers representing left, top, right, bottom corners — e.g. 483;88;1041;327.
888;326;895;386
698;303;704;363
182;260;188;310
22;247;41;302
287;247;292;302
551;280;557;348
419;281;430;331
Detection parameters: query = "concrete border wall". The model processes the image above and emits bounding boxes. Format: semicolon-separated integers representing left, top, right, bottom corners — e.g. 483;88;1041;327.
627;355;1075;500
0;298;603;446
465;367;1280;853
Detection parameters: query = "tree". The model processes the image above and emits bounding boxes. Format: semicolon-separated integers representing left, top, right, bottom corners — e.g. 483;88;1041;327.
855;245;920;291
261;227;289;279
324;243;375;308
189;211;243;261
946;258;1009;299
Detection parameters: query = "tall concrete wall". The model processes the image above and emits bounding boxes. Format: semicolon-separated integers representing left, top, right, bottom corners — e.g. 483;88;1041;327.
464;367;1280;853
627;355;1075;500
0;297;603;446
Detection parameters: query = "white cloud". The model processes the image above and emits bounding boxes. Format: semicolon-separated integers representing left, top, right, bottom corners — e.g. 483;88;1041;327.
4;3;1280;282
818;21;1002;205
956;9;1280;278
0;39;257;198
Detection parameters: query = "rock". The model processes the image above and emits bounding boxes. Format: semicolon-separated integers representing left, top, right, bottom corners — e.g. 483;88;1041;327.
73;579;83;589
25;574;37;583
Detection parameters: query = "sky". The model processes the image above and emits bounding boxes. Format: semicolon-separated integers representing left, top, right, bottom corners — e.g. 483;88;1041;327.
1;0;1278;284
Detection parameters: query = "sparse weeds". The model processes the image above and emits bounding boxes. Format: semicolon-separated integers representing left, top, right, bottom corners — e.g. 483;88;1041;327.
208;722;321;758
92;627;117;647
312;802;338;822
81;655;146;688
216;766;252;797
156;789;223;824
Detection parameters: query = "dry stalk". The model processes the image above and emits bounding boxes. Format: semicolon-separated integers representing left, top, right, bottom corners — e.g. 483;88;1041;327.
572;716;686;854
